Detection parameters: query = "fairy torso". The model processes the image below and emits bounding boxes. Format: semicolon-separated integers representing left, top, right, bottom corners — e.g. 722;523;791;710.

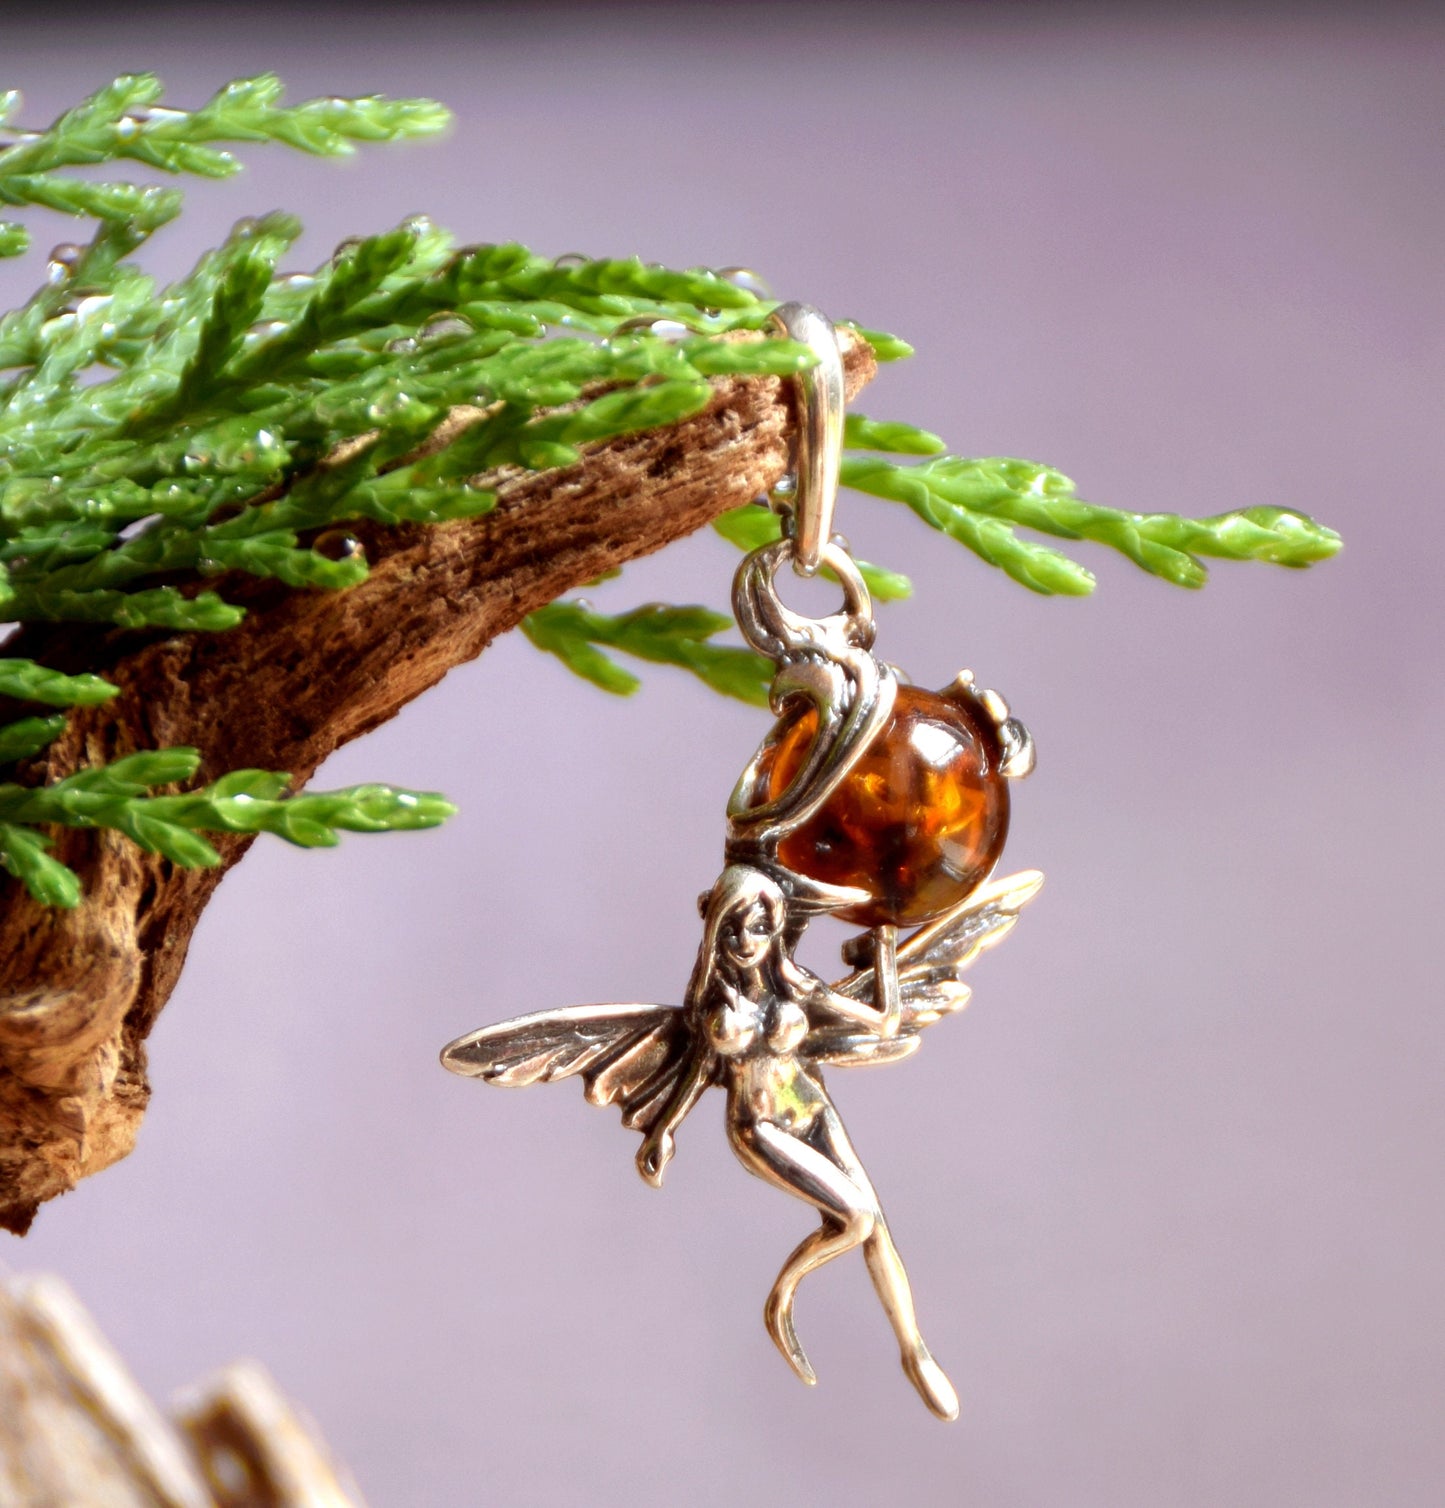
705;976;807;1057
703;979;826;1131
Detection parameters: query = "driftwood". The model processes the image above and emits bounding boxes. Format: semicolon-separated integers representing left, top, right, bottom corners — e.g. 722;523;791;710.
0;1271;365;1506
0;335;876;1234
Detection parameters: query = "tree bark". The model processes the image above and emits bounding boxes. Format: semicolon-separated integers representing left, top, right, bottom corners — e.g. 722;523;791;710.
0;334;876;1234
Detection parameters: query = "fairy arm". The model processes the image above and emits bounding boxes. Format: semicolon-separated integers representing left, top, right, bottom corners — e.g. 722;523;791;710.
782;928;902;1038
636;1030;716;1188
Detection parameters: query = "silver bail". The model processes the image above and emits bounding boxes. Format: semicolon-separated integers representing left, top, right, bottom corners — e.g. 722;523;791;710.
770;302;844;577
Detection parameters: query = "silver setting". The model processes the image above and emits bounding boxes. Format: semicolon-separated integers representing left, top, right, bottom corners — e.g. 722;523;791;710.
947;668;1036;780
769;303;845;576
441;306;1041;1422
728;537;893;859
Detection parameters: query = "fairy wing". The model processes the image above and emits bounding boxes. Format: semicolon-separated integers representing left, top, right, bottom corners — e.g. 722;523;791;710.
808;869;1044;1067
441;1003;691;1136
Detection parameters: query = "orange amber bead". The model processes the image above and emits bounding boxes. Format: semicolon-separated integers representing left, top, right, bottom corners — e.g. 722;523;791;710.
757;685;1009;928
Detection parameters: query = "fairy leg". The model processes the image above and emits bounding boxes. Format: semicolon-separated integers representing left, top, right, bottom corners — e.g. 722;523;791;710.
861;1226;959;1420
763;1216;853;1385
729;1117;880;1387
806;1103;960;1421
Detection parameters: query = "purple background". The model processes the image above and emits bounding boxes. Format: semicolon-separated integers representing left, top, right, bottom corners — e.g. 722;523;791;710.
3;7;1441;1505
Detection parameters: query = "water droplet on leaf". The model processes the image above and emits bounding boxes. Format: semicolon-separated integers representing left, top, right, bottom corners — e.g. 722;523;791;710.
367;389;413;421
612;316;691;341
715;266;772;297
419;313;472;343
314;529;365;563
46;244;83;285
117;514;162;543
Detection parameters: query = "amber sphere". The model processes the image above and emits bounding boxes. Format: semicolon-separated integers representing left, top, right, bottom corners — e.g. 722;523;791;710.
755;684;1009;928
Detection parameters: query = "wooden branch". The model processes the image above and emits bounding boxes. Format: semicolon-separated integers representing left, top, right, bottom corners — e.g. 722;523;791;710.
0;335;876;1233
0;1272;366;1505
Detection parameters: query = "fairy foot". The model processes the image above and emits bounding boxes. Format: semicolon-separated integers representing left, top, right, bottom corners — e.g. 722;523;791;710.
763;1287;817;1386
903;1345;959;1421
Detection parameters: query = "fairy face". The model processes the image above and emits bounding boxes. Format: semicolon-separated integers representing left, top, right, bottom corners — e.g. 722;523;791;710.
722;895;779;970
698;865;787;986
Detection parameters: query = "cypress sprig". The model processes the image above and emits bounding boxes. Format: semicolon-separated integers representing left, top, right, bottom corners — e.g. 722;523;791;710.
0;657;117;706
0;73;448;213
0;715;67;764
0;72;1340;905
840;450;1341;595
523;601;774;705
0;754;454;908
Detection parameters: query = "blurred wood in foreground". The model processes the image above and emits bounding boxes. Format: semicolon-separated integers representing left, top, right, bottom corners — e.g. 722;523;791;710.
0;1273;364;1507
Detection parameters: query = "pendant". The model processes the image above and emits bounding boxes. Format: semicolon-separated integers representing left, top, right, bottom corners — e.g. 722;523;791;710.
441;305;1041;1421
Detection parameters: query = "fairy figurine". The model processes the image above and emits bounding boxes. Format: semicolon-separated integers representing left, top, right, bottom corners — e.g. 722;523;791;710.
441;306;1040;1420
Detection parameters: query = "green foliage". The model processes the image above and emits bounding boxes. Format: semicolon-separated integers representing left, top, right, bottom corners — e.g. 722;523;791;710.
840;454;1341;595
0;73;447;240
843;326;913;363
0;716;67;764
0;658;117;706
0;752;453;906
0;823;80;907
710;504;914;602
843;414;944;455
523;601;773;705
0;72;1340;906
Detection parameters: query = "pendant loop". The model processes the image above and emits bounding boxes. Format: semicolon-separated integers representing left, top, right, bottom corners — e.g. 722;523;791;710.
733;537;874;659
770;302;844;577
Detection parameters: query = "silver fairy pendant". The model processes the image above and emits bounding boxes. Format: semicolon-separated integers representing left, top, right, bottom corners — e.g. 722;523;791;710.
442;305;1040;1421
